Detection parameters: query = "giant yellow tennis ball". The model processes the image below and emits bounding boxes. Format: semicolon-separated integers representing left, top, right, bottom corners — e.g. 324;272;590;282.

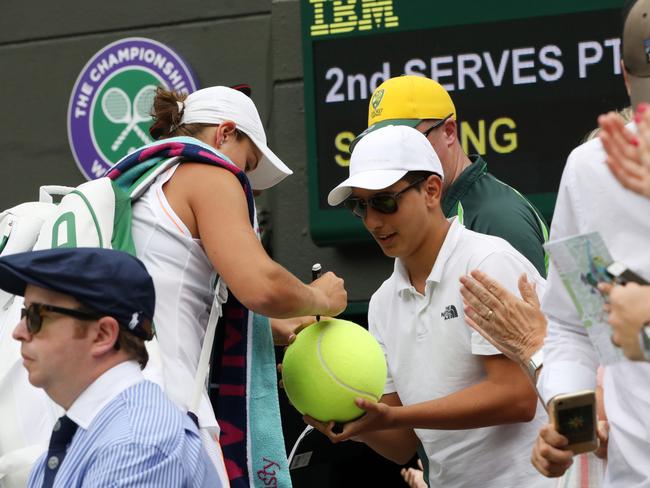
281;318;387;422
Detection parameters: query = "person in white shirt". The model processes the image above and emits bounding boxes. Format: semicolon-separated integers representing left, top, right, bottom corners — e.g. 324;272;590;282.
460;108;650;485
132;85;347;484
528;113;650;485
305;125;548;488
534;2;650;484
456;3;650;485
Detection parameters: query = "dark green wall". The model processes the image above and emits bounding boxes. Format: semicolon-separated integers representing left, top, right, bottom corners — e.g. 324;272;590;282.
0;0;391;305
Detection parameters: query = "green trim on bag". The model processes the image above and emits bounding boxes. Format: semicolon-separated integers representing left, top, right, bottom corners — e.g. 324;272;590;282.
110;182;137;256
71;190;103;248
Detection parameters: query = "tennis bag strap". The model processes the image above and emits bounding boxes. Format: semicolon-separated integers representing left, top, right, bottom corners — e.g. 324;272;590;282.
189;276;228;418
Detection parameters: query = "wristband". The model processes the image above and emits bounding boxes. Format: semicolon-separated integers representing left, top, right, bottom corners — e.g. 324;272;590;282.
640;324;650;362
527;348;544;380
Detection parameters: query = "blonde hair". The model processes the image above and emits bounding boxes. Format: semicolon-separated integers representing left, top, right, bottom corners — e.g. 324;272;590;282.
583;106;633;142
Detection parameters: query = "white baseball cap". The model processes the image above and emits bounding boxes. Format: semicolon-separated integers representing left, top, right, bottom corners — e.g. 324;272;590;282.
327;125;444;206
181;86;293;190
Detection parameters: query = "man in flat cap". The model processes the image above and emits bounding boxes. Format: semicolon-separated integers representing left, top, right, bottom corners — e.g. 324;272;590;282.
5;247;220;487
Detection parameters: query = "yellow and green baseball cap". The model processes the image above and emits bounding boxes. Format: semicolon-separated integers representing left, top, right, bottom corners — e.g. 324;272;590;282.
350;75;456;152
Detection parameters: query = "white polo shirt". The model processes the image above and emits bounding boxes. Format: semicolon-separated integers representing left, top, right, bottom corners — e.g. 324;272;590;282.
368;217;548;488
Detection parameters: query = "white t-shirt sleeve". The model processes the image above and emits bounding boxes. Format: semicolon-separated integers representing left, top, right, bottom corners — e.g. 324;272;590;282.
471;249;544;356
538;155;599;403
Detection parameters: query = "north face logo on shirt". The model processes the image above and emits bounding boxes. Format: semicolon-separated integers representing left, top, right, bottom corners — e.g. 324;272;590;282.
441;305;458;320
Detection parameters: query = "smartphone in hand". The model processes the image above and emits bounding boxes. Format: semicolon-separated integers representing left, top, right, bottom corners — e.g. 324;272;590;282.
606;262;649;286
550;390;598;454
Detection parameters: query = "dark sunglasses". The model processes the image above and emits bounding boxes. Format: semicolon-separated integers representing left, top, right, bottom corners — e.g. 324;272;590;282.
344;176;427;218
421;113;453;138
21;303;101;335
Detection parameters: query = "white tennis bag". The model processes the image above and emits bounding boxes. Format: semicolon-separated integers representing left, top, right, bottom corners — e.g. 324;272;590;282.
0;183;169;487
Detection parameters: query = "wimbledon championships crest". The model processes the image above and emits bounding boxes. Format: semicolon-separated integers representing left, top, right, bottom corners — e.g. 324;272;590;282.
68;37;198;180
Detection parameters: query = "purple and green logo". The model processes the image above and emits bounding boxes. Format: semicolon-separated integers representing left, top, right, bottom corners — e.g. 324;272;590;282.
68;37;198;180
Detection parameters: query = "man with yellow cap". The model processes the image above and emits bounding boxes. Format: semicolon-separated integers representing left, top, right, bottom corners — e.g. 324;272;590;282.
351;75;548;277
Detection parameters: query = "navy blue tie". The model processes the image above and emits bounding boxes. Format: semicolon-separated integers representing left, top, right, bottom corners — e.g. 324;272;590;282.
41;415;78;488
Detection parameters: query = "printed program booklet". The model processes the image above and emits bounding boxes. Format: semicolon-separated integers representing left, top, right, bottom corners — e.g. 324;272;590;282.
544;231;623;365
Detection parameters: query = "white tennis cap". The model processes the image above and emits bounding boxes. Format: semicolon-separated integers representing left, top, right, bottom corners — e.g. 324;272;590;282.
327;125;444;206
181;86;293;190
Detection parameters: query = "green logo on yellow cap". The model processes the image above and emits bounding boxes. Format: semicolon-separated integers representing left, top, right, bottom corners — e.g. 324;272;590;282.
371;89;384;110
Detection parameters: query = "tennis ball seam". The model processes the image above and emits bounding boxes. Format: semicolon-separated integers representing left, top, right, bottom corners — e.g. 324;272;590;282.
317;328;380;400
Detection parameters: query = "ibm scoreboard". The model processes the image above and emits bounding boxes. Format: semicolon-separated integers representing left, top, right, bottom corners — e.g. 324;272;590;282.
301;0;627;245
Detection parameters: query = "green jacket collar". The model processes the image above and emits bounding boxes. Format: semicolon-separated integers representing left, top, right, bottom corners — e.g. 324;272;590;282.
441;155;486;216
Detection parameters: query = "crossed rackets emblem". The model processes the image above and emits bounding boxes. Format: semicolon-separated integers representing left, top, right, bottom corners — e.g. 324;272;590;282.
101;85;156;152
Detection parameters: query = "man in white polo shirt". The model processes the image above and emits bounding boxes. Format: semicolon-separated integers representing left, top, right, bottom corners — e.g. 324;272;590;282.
306;125;548;487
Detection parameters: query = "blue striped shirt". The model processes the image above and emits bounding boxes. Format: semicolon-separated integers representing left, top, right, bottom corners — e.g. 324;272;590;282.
27;362;221;487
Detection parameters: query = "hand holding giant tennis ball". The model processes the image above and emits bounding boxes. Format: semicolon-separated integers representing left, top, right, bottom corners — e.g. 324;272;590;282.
281;319;387;422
